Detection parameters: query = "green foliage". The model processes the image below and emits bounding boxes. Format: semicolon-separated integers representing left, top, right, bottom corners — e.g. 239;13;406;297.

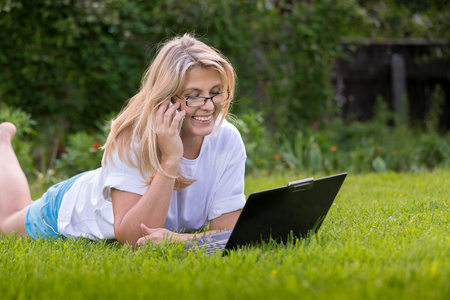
281;133;329;174
55;118;111;179
413;133;449;170
231;109;277;174
0;0;365;139
233;93;449;176
356;0;450;39
371;156;387;173
425;84;445;133
24;99;449;181
236;0;366;134
0;103;36;176
281;132;305;171
1;0;448;179
1;171;450;300
275;97;450;175
0;0;144;133
55;132;103;178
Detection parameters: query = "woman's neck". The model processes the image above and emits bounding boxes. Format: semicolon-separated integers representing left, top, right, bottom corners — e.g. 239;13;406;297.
181;135;204;160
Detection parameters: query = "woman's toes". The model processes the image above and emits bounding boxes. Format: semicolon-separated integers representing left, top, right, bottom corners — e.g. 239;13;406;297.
0;122;17;141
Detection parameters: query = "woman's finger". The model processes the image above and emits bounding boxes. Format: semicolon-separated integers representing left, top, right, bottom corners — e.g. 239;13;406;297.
140;223;154;235
163;101;181;128
156;99;170;123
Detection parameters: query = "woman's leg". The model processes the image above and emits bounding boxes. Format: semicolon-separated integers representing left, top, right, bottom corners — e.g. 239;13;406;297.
0;122;32;236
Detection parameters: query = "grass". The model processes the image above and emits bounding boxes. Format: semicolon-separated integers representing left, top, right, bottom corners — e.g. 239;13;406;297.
1;169;449;299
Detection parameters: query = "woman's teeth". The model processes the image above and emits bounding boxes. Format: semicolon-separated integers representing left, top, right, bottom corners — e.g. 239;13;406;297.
193;115;212;122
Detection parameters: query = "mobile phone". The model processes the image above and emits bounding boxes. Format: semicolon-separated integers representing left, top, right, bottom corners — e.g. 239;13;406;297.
169;101;185;136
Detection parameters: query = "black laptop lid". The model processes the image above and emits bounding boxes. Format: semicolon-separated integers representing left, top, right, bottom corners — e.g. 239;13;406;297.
225;173;347;250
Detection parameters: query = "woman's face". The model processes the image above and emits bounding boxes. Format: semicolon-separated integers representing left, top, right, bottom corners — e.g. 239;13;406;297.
174;66;224;140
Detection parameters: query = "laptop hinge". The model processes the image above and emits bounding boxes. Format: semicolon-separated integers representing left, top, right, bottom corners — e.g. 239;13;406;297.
288;178;314;192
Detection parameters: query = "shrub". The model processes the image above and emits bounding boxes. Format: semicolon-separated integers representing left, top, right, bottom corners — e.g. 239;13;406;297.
0;0;365;139
425;85;445;133
55;118;111;179
231;109;278;174
276;98;450;175
0;0;144;134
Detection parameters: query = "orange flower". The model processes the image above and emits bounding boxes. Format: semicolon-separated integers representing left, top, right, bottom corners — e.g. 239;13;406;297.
330;145;338;152
273;154;281;160
91;141;101;150
374;147;381;153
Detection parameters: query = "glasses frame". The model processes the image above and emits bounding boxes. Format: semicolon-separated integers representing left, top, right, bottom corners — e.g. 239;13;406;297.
176;91;230;107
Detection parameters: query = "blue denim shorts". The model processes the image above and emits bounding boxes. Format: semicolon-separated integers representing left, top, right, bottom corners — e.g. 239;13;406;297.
25;173;85;239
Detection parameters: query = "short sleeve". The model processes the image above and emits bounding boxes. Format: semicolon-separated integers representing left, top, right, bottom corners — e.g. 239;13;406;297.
207;139;246;221
101;150;148;202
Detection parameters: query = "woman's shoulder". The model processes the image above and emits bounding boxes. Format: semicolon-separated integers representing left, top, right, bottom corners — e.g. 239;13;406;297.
207;118;246;157
214;118;242;139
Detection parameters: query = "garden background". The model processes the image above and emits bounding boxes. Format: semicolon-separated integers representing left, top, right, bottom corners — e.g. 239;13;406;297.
0;1;450;299
1;0;449;181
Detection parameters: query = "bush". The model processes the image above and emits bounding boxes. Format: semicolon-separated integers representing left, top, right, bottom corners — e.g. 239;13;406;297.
0;0;365;139
0;0;145;133
2;1;448;177
276;99;450;175
231;109;278;174
55;117;111;179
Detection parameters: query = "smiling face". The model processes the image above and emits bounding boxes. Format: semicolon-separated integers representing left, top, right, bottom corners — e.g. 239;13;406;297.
174;66;224;142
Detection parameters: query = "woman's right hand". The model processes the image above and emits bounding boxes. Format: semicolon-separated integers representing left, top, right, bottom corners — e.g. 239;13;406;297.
155;99;186;168
136;224;181;246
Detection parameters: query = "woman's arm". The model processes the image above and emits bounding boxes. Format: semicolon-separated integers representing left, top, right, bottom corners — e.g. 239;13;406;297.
111;161;178;246
135;209;241;246
209;209;241;231
112;100;186;246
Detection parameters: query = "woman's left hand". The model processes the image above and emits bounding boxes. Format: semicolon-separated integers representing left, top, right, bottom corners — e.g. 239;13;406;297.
155;99;186;166
136;224;181;246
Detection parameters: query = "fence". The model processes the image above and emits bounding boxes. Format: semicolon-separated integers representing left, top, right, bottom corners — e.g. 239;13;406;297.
334;39;450;130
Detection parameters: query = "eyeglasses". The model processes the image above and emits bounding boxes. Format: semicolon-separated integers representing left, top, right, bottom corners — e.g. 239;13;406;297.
176;91;230;107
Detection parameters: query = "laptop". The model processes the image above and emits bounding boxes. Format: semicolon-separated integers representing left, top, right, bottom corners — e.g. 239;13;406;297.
185;172;347;255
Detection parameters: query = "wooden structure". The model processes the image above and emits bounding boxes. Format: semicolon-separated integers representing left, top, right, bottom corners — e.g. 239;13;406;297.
333;39;450;130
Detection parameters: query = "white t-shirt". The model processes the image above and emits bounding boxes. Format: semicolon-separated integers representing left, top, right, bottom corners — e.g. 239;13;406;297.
57;119;247;240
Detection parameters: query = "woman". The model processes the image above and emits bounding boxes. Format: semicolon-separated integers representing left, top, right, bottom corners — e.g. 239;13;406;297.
0;34;246;247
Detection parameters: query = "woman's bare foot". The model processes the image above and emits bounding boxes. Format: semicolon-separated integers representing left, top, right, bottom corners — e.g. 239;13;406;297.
0;122;17;142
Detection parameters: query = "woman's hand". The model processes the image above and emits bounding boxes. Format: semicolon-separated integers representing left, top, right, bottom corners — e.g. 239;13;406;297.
136;224;181;246
155;99;186;166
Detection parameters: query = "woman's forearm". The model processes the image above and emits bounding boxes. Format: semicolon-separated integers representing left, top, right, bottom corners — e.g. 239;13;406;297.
113;160;179;245
136;225;222;247
136;210;241;246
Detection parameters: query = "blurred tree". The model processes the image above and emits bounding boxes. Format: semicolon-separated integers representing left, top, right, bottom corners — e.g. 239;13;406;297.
0;0;146;134
356;0;450;39
0;0;365;140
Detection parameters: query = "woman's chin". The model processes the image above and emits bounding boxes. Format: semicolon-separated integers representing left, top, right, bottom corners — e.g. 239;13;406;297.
184;121;215;138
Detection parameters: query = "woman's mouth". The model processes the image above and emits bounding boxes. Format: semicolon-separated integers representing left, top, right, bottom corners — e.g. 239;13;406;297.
192;115;213;122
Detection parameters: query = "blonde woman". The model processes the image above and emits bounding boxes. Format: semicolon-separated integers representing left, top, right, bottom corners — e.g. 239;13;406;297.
0;34;246;247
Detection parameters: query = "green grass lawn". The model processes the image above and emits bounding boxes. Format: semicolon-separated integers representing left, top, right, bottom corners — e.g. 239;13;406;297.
1;170;449;300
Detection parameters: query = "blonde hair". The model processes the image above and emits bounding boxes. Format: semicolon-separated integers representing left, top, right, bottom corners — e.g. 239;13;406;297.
103;34;236;188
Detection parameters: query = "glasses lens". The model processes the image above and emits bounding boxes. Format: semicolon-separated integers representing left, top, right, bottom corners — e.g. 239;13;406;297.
187;97;206;107
186;92;229;107
212;92;226;103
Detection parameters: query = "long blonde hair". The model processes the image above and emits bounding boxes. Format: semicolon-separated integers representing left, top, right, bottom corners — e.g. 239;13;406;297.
103;34;236;188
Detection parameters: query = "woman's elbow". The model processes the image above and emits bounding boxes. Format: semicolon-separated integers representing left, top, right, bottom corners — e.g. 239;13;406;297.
113;223;137;247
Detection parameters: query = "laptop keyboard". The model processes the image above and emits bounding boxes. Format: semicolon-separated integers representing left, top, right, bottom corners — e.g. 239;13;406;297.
201;240;228;255
184;230;232;255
